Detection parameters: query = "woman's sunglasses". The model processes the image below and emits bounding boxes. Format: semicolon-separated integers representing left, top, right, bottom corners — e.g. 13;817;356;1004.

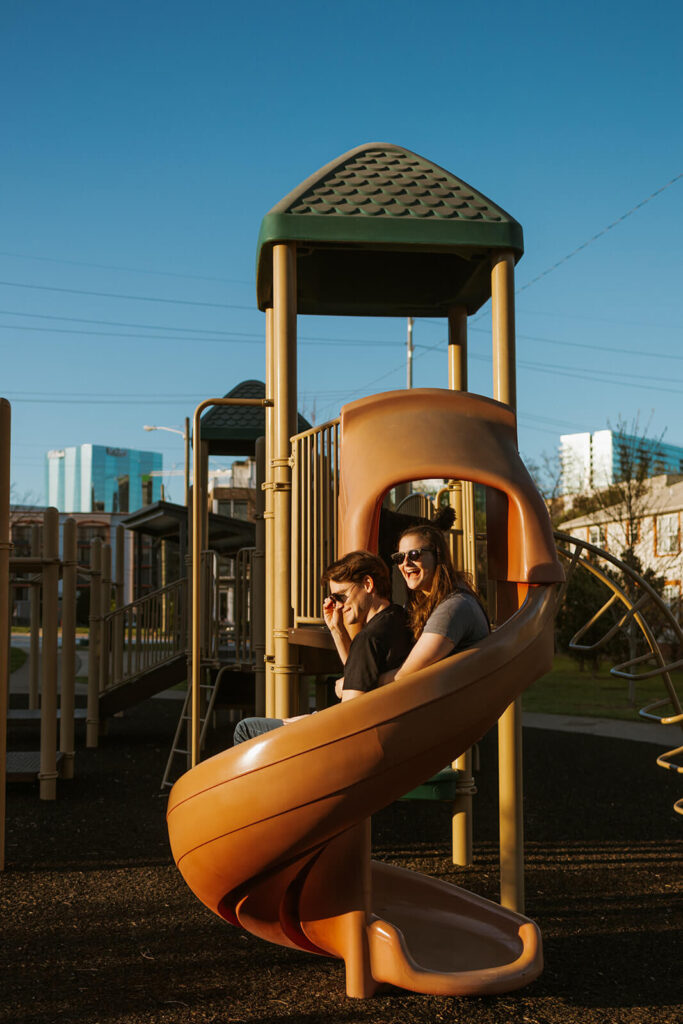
390;546;435;566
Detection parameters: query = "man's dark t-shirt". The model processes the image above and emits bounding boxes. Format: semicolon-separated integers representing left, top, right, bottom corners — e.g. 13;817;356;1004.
342;603;413;693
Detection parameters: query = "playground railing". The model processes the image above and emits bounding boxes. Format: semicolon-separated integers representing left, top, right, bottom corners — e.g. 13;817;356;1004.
235;546;255;666
101;576;188;690
291;418;340;626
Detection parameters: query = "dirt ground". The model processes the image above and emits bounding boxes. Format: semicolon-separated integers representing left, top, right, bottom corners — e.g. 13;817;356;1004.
2;700;681;1024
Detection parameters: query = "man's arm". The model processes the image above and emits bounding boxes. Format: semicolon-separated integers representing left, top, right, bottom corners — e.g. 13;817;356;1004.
323;596;352;664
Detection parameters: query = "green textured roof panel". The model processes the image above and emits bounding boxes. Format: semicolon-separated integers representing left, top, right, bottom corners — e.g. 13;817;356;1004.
256;143;523;316
199;380;311;456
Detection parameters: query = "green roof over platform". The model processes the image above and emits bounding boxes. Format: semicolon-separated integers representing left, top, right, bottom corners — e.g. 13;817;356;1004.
256;142;523;317
199;380;311;456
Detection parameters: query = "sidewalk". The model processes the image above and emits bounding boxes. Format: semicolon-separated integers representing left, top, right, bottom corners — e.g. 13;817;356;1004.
523;711;678;746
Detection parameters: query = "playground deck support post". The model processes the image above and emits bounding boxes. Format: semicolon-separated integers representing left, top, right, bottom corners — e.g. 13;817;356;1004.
113;524;124;685
60;518;77;779
264;307;275;717
447;306;476;868
29;524;41;709
100;543;111;695
190;397;272;766
491;249;524;914
253;437;266;717
271;242;299;720
0;399;11;869
39;507;59;800
86;538;102;748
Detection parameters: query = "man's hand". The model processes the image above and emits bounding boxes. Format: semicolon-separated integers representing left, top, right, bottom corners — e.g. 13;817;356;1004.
282;714;308;725
323;595;343;634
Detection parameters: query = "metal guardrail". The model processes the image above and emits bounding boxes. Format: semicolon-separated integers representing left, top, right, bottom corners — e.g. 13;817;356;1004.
291;418;339;626
235;546;255;666
101;576;188;690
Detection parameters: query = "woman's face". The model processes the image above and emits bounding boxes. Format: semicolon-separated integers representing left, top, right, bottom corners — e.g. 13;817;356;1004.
397;533;437;594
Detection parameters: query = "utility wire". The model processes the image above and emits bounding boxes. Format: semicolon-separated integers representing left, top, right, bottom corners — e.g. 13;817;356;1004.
0;278;255;310
0;249;251;286
516;172;683;294
0;321;400;348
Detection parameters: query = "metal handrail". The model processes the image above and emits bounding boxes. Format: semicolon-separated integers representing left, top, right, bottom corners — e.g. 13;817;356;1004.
101;576;188;690
235;546;255;666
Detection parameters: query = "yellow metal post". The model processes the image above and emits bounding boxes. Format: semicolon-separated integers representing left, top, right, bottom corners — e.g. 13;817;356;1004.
491;250;524;913
447;306;476;866
264;307;275;716
99;542;111;695
39;508;59;800
113;524;124;685
29;524;40;709
253;437;266;716
60;518;77;780
0;399;11;869
191;397;271;766
272;243;299;720
86;538;101;748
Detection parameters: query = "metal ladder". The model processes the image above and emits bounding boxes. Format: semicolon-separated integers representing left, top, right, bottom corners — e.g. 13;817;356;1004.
161;666;227;790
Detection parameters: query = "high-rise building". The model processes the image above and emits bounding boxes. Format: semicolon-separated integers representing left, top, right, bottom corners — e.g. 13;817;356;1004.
45;444;162;513
560;429;683;495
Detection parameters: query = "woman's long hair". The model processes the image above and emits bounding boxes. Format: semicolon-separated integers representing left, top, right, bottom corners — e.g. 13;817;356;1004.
398;523;482;639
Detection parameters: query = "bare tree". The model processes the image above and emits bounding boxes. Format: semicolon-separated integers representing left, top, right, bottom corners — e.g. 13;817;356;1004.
561;414;673;557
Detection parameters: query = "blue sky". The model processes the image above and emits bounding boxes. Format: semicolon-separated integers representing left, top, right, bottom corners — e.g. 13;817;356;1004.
3;0;682;503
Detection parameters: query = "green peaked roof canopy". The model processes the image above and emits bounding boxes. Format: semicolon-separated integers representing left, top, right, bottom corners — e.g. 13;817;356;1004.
256;143;523;317
199;379;311;456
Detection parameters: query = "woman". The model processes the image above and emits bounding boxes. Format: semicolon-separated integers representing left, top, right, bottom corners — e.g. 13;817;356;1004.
388;523;489;681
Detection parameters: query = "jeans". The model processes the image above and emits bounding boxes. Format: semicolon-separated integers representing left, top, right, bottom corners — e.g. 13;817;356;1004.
233;716;284;745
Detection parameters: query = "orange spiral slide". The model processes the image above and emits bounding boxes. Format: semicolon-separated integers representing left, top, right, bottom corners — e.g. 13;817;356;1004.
167;390;564;998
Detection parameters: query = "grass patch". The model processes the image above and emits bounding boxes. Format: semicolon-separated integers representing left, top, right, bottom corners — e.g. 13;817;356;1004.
523;653;682;721
10;647;28;673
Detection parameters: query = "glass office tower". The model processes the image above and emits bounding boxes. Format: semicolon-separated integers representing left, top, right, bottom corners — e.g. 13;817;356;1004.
46;445;162;513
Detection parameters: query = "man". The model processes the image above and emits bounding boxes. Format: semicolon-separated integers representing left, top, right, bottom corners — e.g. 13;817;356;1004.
232;550;412;744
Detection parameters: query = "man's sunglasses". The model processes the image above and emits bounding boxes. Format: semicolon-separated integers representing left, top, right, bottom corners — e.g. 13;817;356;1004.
390;546;435;566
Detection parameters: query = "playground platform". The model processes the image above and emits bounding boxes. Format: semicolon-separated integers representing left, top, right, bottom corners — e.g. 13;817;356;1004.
2;697;680;1024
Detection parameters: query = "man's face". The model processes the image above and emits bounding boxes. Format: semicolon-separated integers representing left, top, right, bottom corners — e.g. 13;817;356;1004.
328;576;374;626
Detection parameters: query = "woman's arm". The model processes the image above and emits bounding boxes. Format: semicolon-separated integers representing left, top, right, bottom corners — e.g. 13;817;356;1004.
393;631;454;680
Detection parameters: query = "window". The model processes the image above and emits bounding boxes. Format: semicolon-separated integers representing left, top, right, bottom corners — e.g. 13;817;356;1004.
588;524;606;548
141;474;153;506
656;513;680;556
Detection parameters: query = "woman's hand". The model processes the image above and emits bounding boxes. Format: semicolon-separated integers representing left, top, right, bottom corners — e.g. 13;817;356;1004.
334;676;344;700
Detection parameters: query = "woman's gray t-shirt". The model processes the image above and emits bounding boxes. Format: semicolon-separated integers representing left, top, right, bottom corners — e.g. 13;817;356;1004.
422;591;489;652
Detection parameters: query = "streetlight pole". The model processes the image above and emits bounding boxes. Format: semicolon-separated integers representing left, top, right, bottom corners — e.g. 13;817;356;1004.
143;421;191;506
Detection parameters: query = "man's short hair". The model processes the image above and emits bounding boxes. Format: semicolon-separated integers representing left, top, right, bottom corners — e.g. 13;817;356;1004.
321;550;391;601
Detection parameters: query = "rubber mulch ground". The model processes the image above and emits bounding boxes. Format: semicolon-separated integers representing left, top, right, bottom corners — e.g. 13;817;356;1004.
2;700;681;1024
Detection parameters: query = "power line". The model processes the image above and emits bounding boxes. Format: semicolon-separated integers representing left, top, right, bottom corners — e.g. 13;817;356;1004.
0;249;252;286
414;327;683;363
0;309;402;347
0;321;402;349
0;278;255;310
517;172;683;294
